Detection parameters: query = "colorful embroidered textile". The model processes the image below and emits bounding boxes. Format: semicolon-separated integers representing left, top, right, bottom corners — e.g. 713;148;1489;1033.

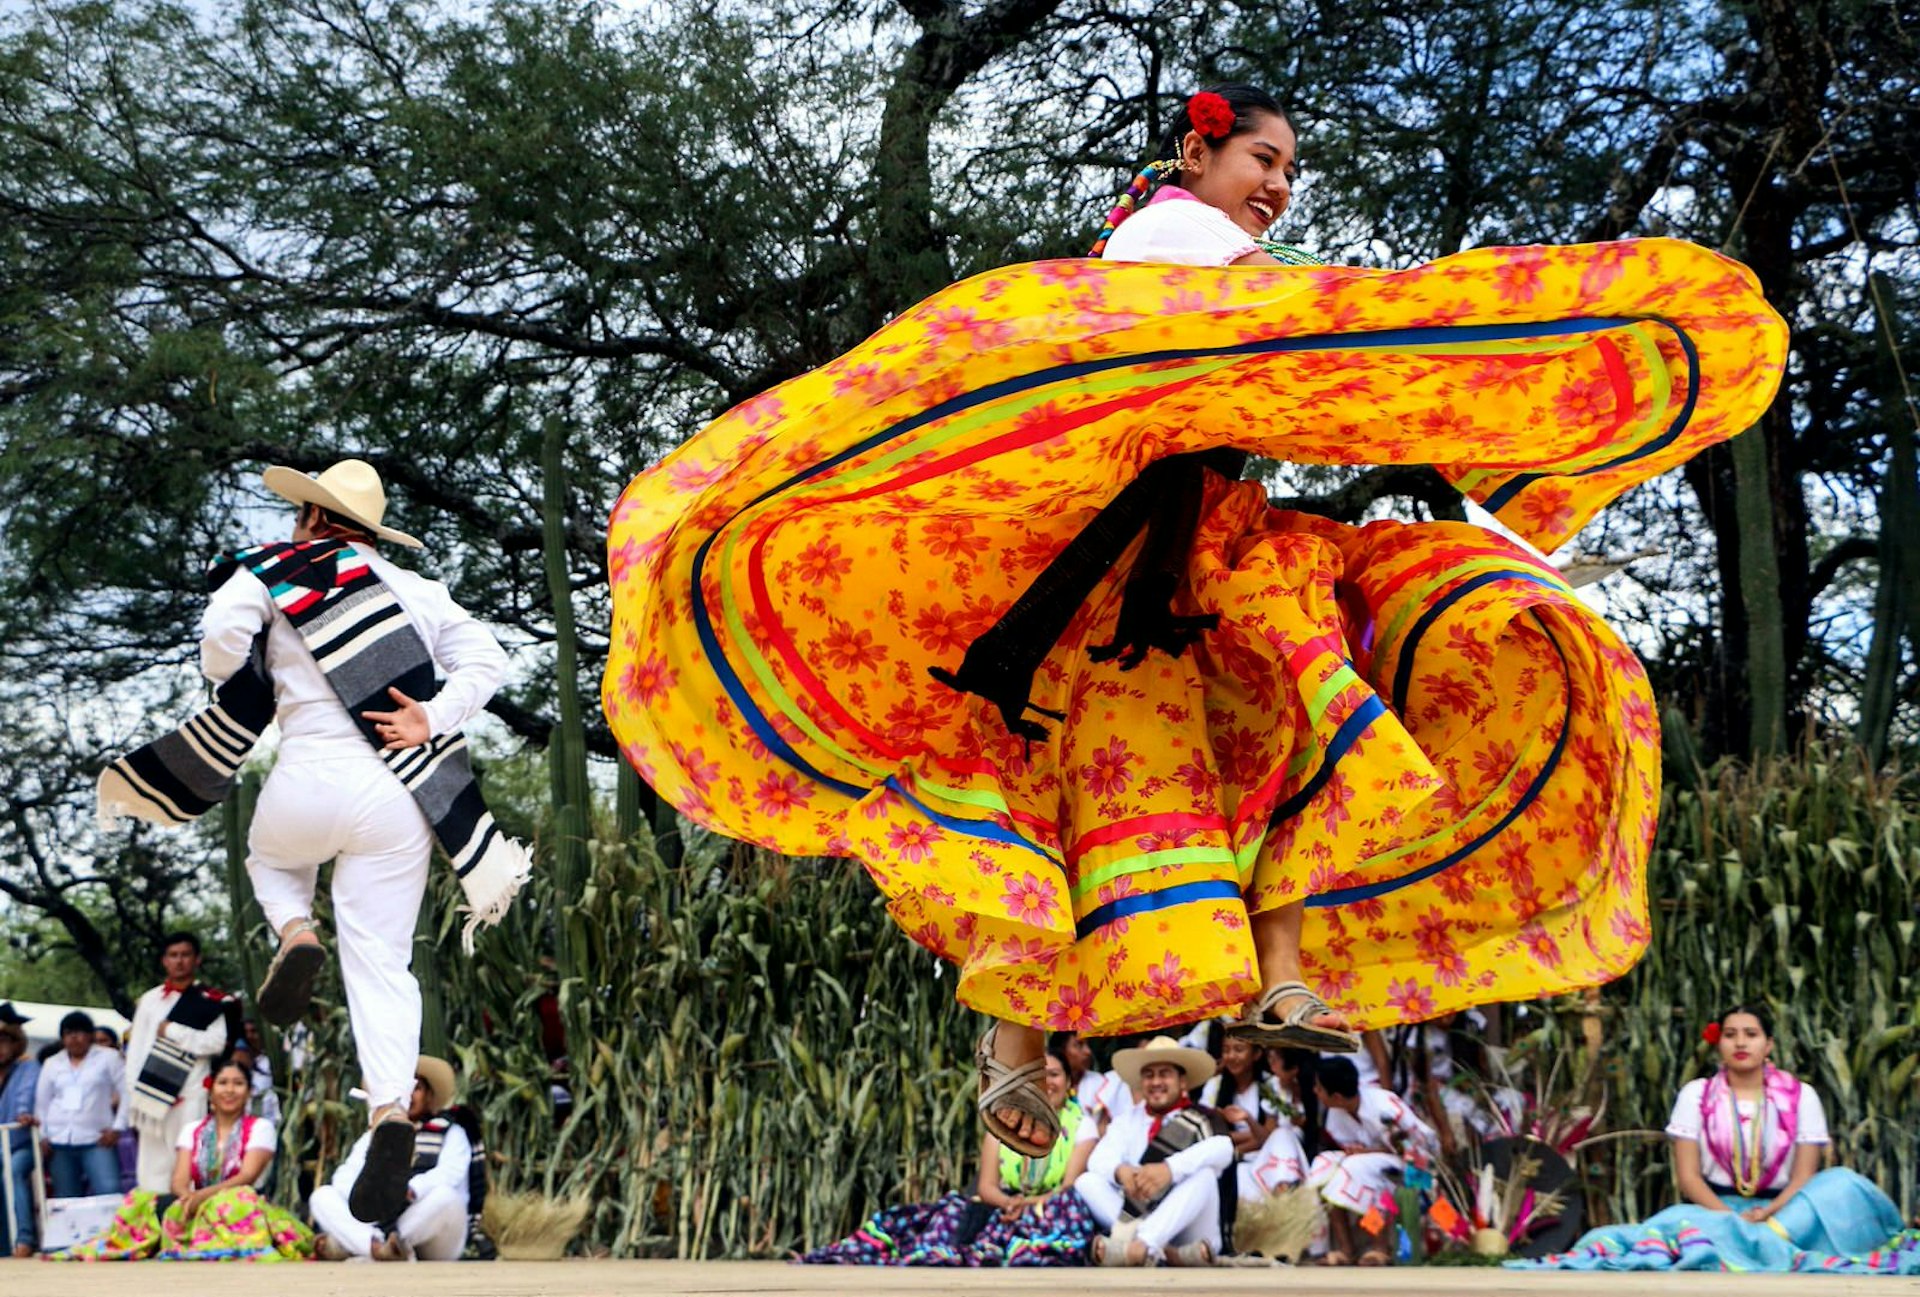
797;1188;1097;1266
604;239;1787;1033
47;1187;313;1262
1699;1064;1803;1194
1510;1169;1920;1273
188;1115;257;1191
99;540;529;948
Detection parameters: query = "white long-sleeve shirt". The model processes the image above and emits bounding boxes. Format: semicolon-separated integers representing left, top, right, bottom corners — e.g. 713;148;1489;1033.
1324;1086;1440;1161
199;542;508;756
331;1121;472;1209
35;1046;124;1144
120;983;229;1130
1085;1102;1234;1193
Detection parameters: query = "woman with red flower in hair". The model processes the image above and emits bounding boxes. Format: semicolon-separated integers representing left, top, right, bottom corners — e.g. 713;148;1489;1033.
602;65;1788;1166
1515;1004;1916;1272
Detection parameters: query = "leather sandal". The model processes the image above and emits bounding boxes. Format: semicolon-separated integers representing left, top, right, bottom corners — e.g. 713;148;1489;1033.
256;918;325;1027
975;1024;1059;1159
1226;980;1360;1052
1166;1239;1215;1267
1094;1220;1141;1266
348;1107;416;1224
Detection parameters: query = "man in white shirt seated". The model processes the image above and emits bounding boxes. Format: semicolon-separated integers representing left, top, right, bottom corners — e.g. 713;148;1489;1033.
1305;1055;1440;1267
312;1057;473;1262
1077;1036;1234;1267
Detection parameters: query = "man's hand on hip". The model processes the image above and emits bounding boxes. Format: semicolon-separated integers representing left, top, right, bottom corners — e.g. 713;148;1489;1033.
364;687;432;750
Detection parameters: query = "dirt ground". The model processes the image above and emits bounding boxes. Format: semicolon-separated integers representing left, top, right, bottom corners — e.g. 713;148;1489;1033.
16;1260;1920;1296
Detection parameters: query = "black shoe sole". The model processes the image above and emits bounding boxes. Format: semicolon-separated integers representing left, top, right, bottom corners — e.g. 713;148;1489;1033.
256;943;325;1027
348;1119;416;1223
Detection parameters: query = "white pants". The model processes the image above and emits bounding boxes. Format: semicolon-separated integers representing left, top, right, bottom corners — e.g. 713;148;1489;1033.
1240;1125;1308;1200
310;1182;467;1260
135;1093;206;1193
1078;1170;1221;1259
247;752;432;1112
1306;1149;1404;1214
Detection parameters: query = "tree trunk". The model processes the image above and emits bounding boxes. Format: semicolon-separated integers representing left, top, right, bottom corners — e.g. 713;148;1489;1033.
1731;422;1787;755
1857;271;1920;763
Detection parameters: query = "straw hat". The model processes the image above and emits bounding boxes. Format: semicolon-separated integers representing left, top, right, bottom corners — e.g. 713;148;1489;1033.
262;458;423;548
415;1054;459;1111
1112;1035;1216;1091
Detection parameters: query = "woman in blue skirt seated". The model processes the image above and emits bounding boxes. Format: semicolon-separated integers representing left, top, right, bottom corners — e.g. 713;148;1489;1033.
1515;1003;1919;1274
797;1043;1098;1266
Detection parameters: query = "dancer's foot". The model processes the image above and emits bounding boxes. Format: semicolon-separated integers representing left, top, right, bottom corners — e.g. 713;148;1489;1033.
1092;1233;1149;1266
1227;981;1359;1052
976;1021;1057;1157
347;1104;416;1224
370;1230;413;1262
256;917;325;1027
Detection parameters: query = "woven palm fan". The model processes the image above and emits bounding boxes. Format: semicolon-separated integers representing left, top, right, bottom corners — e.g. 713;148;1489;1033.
482;1190;592;1261
1232;1185;1324;1264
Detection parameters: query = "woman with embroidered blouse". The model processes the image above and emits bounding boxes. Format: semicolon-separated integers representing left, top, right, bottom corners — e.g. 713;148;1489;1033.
799;1045;1099;1266
49;1056;312;1262
1516;1004;1918;1273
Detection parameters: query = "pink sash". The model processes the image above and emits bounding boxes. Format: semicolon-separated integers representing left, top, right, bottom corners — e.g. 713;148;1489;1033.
1699;1065;1800;1190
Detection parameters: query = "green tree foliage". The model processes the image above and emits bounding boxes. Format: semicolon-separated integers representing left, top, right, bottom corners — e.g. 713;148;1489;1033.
0;0;1914;1026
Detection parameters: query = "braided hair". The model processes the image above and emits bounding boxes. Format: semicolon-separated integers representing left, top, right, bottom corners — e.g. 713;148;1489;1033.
1089;84;1290;257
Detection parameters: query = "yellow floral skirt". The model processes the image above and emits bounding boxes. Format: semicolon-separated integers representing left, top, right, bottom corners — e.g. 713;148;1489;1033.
604;239;1786;1033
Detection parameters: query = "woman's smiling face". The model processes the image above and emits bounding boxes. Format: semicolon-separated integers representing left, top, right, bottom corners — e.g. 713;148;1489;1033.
1180;111;1298;237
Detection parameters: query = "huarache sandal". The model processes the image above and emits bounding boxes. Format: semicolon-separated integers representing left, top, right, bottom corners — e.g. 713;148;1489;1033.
1166;1239;1215;1267
256;918;325;1027
975;1024;1060;1159
348;1107;416;1224
1226;980;1360;1053
1358;1247;1392;1267
1093;1220;1142;1266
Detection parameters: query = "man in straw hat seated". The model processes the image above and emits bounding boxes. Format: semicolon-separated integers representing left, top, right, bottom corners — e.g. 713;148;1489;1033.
1078;1035;1235;1267
312;1055;475;1262
97;458;528;1226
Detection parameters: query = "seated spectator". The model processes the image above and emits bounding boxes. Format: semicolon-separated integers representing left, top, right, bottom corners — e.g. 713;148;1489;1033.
0;1008;40;1256
312;1056;473;1262
1079;1036;1233;1267
1262;1047;1323;1153
800;1044;1099;1265
1199;1036;1305;1201
1516;1004;1920;1274
48;1056;311;1261
34;1012;124;1200
1304;1055;1439;1267
1053;1031;1103;1118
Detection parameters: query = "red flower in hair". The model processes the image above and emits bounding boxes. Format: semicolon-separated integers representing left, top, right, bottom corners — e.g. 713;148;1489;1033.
1701;1022;1722;1045
1188;91;1236;140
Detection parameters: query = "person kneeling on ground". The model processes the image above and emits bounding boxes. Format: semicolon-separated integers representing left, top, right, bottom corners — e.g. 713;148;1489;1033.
312;1056;473;1262
1078;1036;1233;1267
1304;1055;1439;1266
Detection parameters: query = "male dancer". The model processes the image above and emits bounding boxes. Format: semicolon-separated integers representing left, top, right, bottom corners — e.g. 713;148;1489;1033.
198;459;512;1222
119;932;231;1192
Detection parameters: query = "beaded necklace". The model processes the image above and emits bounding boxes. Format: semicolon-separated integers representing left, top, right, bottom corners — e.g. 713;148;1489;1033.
1728;1086;1769;1196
